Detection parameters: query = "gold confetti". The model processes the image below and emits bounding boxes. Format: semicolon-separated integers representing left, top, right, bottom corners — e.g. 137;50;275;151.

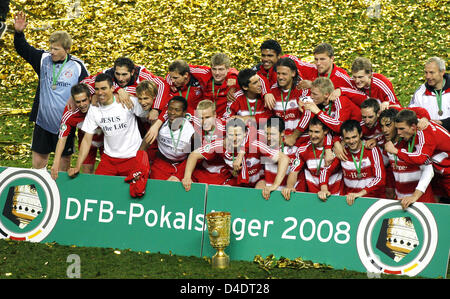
253;254;333;271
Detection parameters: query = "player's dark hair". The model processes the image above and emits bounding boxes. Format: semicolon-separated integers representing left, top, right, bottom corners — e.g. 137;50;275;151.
95;73;113;87
169;96;188;111
168;59;190;76
276;57;299;87
340;119;362;136
266;115;285;133
260;39;282;55
237;68;257;90
394;109;418;126
114;57;135;73
379;108;398;122
309;116;328;132
361;98;380;114
71;83;91;98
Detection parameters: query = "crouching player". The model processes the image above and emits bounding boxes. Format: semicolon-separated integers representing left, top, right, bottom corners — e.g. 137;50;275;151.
253;116;293;199
147;96;195;182
380;108;435;209
282;117;343;201
51;83;104;180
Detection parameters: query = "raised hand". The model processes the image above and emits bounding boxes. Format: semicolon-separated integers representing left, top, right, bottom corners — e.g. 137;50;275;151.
14;11;28;33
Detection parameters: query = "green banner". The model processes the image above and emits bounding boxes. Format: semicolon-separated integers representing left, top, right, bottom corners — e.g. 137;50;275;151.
204;185;450;278
0;167;207;257
0;166;449;278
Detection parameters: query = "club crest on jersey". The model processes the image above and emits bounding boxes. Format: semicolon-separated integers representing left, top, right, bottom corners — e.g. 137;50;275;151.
292;158;300;167
60;123;67;133
64;69;73;79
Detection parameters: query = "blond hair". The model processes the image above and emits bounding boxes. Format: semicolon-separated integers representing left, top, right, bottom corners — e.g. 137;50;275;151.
196;99;216;112
311;77;335;95
211;53;231;68
136;80;158;98
49;31;72;50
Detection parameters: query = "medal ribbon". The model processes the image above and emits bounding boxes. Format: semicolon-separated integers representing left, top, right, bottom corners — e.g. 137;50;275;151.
351;142;365;178
212;79;221;103
281;88;292;116
435;79;446;115
169;119;185;152
246;97;258;116
407;131;417;153
312;144;325;175
52;55;68;89
179;84;191;101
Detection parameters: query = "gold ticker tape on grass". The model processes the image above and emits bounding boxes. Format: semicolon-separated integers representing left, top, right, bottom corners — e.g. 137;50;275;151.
0;0;449;107
253;254;333;272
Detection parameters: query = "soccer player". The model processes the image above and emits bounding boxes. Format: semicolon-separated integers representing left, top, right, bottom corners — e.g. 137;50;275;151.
409;57;450;131
189;53;239;118
135;80;159;162
51;83;103;180
301;77;361;134
282;117;343;201
380;109;435;208
68;73;148;177
181;118;249;190
225;68;273;124
253;116;292;197
164;59;204;118
270;57;311;147
189;100;230;185
81;57;169;122
384;109;450;202
254;39;282;88
13;11;89;170
359;98;384;149
340;57;400;108
338;120;386;205
147;96;195;182
290;43;353;96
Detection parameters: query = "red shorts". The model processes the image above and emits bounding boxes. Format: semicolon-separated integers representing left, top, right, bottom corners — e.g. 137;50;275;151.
150;155;187;181
146;142;158;164
95;153;137;177
82;146;104;165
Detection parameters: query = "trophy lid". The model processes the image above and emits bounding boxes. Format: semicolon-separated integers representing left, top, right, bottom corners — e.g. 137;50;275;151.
206;211;230;218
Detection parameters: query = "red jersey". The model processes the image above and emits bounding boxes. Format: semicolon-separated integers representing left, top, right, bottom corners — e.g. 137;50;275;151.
384;140;435;203
313;95;362;134
164;72;204;117
341;143;386;198
59;106;103;147
224;89;273;123
189;65;239;118
286;55;353;90
270;84;311;143
291;137;343;194
349;73;400;106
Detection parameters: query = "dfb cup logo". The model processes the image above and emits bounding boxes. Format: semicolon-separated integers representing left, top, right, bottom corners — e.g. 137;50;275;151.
356;199;438;277
0;168;60;242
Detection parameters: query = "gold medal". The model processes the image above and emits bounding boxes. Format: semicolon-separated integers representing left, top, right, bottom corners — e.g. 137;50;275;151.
52;84;57;90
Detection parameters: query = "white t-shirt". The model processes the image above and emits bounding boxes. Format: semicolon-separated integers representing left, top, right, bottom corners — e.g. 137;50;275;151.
157;118;195;162
82;96;147;159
